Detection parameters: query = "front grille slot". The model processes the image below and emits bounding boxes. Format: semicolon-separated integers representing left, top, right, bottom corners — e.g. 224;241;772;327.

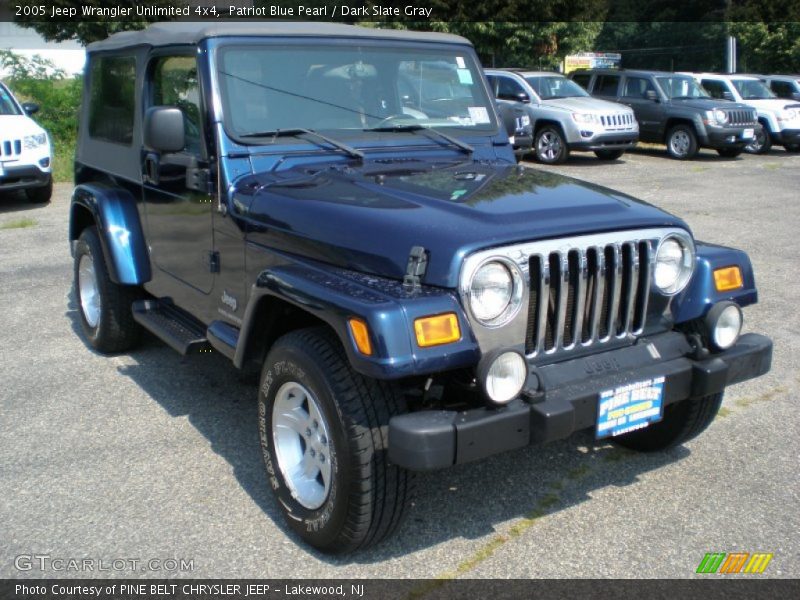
526;240;650;356
1;139;22;158
725;109;756;126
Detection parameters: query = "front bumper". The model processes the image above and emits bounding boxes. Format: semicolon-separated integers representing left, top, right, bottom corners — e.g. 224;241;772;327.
0;163;51;192
702;126;754;149
569;131;639;152
772;128;800;145
388;332;772;471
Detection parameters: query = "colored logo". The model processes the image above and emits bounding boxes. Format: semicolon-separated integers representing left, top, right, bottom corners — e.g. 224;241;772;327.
696;552;773;574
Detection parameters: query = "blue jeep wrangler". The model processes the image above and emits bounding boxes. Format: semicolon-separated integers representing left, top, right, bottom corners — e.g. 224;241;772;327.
69;23;772;553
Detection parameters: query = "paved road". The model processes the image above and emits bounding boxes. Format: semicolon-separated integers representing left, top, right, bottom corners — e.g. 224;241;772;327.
1;147;798;581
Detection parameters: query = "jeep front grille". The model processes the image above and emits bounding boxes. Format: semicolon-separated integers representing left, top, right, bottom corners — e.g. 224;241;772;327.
459;228;689;362
724;109;757;127
600;113;635;129
1;139;22;158
524;241;650;355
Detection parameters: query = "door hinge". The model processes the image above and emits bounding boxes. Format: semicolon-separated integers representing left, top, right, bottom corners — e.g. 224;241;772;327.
403;245;428;293
208;251;220;273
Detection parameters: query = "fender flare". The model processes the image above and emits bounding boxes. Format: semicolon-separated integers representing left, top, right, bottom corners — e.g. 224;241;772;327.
69;183;151;285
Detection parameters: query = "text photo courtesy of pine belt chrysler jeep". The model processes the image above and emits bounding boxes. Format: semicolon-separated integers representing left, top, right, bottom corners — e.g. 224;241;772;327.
68;23;772;553
0;81;53;203
485;69;638;164
688;73;800;154
571;69;758;160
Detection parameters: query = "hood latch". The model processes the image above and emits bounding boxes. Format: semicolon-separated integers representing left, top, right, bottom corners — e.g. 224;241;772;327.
403;246;429;293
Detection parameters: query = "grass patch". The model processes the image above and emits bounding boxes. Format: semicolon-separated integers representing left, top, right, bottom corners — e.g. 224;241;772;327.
53;141;74;184
0;218;37;230
690;166;709;173
717;407;732;418
763;163;781;171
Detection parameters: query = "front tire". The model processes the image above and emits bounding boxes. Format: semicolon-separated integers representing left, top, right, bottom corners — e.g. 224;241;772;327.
258;327;413;553
745;124;772;154
534;126;569;164
594;149;625;161
74;226;142;353
666;125;699;160
716;147;743;158
612;393;724;452
25;179;52;204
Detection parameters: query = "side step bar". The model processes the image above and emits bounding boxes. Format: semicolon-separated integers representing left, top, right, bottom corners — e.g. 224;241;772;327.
132;299;211;355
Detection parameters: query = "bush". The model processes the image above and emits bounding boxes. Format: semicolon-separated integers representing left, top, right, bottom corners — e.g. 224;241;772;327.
1;50;82;183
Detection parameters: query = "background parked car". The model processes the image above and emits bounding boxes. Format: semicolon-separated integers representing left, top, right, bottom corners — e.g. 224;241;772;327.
485;69;638;164
689;73;800;154
746;74;800;102
495;101;533;157
572;69;757;160
0;81;53;203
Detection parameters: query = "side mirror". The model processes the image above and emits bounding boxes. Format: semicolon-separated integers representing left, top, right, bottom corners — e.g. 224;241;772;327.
792;92;800;102
144;106;185;153
645;90;658;102
21;102;39;115
516;92;531;104
722;91;735;101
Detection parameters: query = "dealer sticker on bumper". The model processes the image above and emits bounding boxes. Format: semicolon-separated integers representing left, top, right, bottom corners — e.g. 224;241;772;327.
596;376;665;439
743;128;755;139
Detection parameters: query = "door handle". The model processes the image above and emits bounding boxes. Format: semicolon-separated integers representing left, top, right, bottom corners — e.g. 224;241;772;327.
143;154;159;185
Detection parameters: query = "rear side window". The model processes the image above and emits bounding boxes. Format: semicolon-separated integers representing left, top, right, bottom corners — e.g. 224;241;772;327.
496;76;526;101
88;55;136;144
770;80;794;99
571;73;591;90
595;75;620;97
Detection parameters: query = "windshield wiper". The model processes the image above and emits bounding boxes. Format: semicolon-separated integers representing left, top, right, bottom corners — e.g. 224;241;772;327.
239;128;364;161
366;124;474;155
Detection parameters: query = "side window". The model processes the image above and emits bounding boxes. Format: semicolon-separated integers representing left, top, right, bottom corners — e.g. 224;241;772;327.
771;81;792;99
595;75;620;97
571;73;591;90
497;76;525;101
485;75;499;96
701;79;729;100
150;55;203;155
623;76;653;99
88;55;136;145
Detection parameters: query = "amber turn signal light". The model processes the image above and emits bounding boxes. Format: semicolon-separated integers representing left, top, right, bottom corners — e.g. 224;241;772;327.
714;266;743;292
348;318;373;356
414;313;461;348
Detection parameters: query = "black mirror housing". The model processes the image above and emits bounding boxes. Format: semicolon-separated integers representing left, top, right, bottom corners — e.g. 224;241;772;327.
144;106;185;153
21;102;40;115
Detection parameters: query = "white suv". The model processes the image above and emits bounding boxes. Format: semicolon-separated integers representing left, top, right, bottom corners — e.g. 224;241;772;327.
0;81;53;203
690;73;800;154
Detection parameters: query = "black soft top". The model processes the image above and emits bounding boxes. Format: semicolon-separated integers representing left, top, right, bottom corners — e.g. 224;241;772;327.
87;21;471;53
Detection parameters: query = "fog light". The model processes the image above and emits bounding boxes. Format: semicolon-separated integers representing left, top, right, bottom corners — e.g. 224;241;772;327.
705;302;742;351
39;157;50;168
481;351;526;405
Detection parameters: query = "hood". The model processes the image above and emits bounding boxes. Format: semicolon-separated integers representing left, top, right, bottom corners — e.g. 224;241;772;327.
239;160;687;288
669;98;751;111
542;96;632;113
743;98;800;113
0;114;45;139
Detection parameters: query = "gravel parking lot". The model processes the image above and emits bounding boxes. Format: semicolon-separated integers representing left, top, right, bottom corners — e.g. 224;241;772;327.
1;146;798;581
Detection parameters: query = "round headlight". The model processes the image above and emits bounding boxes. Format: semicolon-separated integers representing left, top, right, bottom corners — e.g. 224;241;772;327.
469;261;520;324
713;109;729;124
483;351;527;405
706;302;743;351
654;235;694;295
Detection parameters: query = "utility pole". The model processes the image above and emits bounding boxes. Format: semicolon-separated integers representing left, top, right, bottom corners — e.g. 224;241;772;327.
726;36;737;73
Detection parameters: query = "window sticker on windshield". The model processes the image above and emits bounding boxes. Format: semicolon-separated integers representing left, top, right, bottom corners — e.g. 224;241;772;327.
451;189;467;200
456;56;466;69
468;106;490;124
457;69;473;85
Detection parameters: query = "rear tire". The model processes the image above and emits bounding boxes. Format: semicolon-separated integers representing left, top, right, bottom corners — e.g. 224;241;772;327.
716;148;743;158
666;125;699;160
594;149;625;161
534;126;569;164
612;393;724;452
74;226;142;353
25;179;52;204
258;327;413;553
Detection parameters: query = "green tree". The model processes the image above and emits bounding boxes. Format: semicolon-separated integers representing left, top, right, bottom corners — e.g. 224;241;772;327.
729;22;800;73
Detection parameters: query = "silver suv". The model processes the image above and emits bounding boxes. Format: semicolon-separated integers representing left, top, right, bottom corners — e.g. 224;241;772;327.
485;69;638;164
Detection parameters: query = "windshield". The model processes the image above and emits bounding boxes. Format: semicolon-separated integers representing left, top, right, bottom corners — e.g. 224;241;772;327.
524;76;589;99
0;85;22;116
732;79;775;100
655;76;709;99
216;44;497;140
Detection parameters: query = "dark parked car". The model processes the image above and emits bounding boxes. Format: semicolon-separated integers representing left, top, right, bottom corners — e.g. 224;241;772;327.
69;23;772;553
751;74;800;102
571;69;757;159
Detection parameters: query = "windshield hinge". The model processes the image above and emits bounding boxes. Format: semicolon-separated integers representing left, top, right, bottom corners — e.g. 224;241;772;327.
403;246;428;293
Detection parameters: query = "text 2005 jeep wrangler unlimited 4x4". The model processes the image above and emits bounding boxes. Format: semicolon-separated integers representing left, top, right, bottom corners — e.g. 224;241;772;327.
69;23;772;553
